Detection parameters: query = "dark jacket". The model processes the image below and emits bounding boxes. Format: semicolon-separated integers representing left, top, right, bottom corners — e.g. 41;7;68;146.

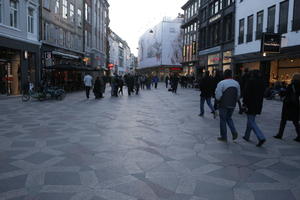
281;81;300;121
200;76;214;98
243;78;265;115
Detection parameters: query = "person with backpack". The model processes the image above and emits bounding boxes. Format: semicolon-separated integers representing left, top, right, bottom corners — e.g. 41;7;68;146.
274;73;300;142
242;70;266;147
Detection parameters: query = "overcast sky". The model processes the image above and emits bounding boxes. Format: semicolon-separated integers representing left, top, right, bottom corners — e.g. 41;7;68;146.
108;0;187;56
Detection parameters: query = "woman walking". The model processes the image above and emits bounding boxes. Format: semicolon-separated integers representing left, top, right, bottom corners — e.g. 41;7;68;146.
242;70;266;147
274;74;300;142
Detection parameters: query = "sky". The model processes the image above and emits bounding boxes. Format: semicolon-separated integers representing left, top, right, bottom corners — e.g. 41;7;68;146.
108;0;187;56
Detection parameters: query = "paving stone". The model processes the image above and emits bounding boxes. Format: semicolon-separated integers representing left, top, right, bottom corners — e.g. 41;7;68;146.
0;175;27;193
44;172;81;185
24;152;54;165
253;190;296;200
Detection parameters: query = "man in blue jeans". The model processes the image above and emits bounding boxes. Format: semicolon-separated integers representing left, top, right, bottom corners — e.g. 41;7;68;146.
215;69;240;142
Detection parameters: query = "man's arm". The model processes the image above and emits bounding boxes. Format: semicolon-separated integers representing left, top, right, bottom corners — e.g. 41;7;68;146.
215;82;223;100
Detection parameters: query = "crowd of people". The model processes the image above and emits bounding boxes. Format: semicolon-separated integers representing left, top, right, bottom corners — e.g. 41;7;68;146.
83;68;300;147
198;69;300;147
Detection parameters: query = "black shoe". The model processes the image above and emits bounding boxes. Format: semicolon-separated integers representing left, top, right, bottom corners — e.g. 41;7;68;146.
256;139;266;147
273;135;282;140
239;111;243;115
198;113;204;117
212;112;217;119
217;137;227;142
243;136;250;142
232;133;238;141
294;137;300;142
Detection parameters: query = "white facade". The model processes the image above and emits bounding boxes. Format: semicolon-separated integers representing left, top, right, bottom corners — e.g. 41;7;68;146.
108;30;132;74
0;0;39;45
138;17;183;69
235;0;300;56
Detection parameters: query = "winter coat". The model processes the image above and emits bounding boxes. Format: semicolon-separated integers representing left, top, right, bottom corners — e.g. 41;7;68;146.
243;78;265;115
200;76;214;98
281;81;300;121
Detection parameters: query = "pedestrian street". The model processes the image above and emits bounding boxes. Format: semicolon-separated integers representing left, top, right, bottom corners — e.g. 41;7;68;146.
0;85;300;200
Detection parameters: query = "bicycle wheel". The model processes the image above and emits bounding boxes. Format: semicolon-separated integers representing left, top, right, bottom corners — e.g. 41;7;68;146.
22;94;30;102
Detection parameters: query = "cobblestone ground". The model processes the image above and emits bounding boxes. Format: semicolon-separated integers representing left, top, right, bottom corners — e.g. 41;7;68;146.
0;84;300;200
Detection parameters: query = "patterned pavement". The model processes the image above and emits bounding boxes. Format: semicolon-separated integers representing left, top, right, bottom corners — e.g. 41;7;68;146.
0;84;300;200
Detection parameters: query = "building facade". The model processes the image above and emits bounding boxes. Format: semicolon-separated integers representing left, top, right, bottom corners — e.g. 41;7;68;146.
234;0;300;84
108;30;132;75
181;0;201;76
0;0;40;95
83;0;109;70
138;16;184;79
198;0;235;74
41;0;85;90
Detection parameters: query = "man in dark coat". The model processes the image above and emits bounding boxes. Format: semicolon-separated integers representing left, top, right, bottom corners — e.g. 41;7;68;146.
165;76;169;88
199;71;216;118
242;70;266;147
274;74;300;142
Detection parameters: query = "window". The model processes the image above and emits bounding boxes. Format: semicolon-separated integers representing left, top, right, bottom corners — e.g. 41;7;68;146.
55;0;59;14
214;1;219;14
85;3;91;22
256;11;263;40
62;0;67;19
238;18;244;44
224;15;232;41
279;0;289;34
0;0;2;23
43;22;49;40
77;9;82;26
247;15;253;42
28;7;34;33
10;0;18;28
293;0;300;30
44;0;50;9
70;3;74;22
267;5;276;33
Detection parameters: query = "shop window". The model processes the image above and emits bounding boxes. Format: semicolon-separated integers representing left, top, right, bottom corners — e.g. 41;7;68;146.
279;0;289;34
247;15;253;42
267;5;276;33
238;18;244;44
10;0;18;28
44;0;50;10
293;0;300;31
256;11;263;40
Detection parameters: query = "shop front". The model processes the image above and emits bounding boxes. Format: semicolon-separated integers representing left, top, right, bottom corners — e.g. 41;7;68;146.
0;37;40;96
42;45;87;92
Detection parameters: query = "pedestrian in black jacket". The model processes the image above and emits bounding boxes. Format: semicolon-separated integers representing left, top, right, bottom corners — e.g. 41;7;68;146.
242;70;266;147
274;74;300;142
199;71;216;118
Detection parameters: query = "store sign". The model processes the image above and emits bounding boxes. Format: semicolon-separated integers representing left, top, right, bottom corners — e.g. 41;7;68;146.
261;33;281;53
170;67;182;71
108;64;114;69
209;14;221;23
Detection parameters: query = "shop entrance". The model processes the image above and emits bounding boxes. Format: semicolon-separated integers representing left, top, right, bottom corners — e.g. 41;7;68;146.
0;48;21;95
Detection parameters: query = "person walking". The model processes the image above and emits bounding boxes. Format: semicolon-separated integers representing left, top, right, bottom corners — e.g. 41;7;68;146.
215;69;240;142
84;73;93;99
274;74;300;142
153;75;159;89
242;70;266;147
93;77;102;99
165;75;169;88
199;71;216;118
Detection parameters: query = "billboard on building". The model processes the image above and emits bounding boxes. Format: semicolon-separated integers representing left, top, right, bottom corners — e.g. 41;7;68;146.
138;17;183;69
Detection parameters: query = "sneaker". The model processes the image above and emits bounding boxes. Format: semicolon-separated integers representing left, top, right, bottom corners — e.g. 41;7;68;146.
256;139;266;147
217;137;227;142
232;133;238;141
294;137;300;142
242;136;250;142
273;135;282;140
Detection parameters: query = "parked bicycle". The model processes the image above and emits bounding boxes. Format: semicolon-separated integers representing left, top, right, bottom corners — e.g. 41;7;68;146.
22;86;65;102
